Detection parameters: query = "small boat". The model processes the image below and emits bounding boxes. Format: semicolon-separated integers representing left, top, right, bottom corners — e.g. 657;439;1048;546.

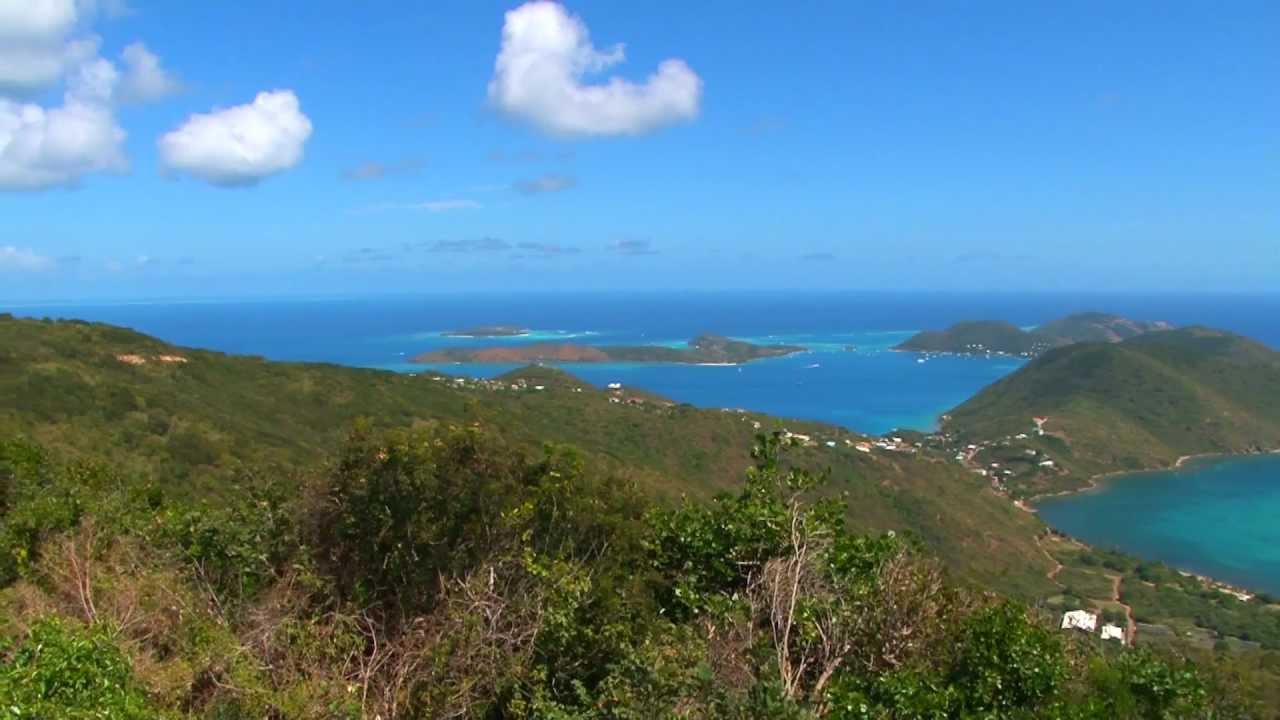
917;357;926;364
804;363;821;369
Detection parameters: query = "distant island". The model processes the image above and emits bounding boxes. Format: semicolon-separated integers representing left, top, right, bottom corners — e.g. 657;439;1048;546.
442;325;530;338
413;333;804;365
895;312;1172;357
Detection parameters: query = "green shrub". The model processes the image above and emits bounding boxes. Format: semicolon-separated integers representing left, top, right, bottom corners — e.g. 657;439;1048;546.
0;618;160;719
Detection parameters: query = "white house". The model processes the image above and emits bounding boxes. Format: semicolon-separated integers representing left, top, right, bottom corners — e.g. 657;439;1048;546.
606;382;623;390
1060;610;1097;633
1100;624;1126;643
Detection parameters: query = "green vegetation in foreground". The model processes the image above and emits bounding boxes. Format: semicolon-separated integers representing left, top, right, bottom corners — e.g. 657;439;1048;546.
895;313;1171;357
945;327;1280;497
413;333;805;364
1;430;1260;718
0;315;1050;598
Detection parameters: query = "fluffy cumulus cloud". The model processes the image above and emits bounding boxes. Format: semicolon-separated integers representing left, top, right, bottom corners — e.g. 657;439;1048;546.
0;57;127;189
0;1;179;190
0;0;84;92
0;245;56;271
158;90;313;186
487;1;701;137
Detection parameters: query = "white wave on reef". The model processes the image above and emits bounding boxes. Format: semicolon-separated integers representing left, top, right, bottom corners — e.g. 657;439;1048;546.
389;329;604;343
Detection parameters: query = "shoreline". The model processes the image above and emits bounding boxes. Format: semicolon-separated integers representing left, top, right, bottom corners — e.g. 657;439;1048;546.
1023;446;1280;508
1024;447;1280;600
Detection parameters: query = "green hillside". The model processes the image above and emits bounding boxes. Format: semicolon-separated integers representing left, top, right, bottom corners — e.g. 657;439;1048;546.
896;313;1170;357
894;320;1044;356
946;327;1280;495
1034;312;1172;345
0;314;1051;597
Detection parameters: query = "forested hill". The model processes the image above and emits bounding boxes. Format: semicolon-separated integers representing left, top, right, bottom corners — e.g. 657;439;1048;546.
946;326;1280;493
895;313;1172;357
0;314;1050;597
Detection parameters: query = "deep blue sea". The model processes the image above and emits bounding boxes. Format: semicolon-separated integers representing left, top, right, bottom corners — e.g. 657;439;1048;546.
8;290;1280;589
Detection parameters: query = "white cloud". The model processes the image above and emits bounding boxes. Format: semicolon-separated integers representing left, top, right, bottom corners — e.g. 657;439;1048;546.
116;42;179;103
158;90;313;186
0;2;176;189
0;57;126;190
0;0;79;41
0;246;56;271
487;1;701;137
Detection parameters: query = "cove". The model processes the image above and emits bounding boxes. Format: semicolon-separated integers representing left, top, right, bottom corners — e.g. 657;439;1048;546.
1035;453;1280;595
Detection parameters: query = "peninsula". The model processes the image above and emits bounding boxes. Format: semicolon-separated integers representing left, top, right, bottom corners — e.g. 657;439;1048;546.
441;324;530;338
895;312;1172;357
413;333;804;365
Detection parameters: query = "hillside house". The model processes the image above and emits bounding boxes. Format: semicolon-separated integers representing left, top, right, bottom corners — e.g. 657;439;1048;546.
1060;610;1097;633
1100;624;1126;643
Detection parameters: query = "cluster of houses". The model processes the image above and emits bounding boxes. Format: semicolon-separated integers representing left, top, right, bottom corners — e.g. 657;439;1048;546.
936;418;1062;494
425;375;560;393
1060;609;1127;644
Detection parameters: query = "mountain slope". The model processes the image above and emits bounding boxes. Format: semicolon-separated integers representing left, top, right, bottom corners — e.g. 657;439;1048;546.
0;315;1054;597
1034;312;1172;345
896;312;1170;357
945;327;1280;493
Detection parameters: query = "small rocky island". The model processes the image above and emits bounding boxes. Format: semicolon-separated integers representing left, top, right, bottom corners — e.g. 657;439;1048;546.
442;325;530;338
895;312;1173;357
414;334;804;365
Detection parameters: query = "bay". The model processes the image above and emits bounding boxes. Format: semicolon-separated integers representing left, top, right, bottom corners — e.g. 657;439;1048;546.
1036;454;1280;595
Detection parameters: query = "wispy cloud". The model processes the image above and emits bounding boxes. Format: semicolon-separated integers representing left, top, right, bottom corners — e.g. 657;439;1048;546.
420;199;481;212
488;148;574;163
424;237;511;254
0;246;55;272
513;173;576;195
104;255;153;273
952;250;1032;265
342;159;425;181
515;241;581;257
342;247;398;264
608;239;659;256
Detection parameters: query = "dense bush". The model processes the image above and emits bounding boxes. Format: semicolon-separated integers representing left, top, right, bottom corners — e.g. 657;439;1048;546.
0;430;1264;718
0;619;160;719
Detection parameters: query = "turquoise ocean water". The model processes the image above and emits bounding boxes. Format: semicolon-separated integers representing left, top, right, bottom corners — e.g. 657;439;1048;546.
1036;454;1280;594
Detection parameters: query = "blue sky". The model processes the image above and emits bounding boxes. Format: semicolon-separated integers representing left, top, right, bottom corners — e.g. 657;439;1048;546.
1;0;1277;300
